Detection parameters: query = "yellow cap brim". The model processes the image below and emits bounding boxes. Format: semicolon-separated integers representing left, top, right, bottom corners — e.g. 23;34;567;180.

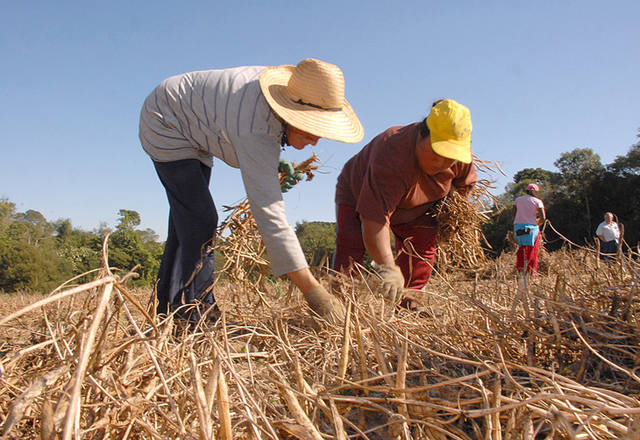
430;137;472;164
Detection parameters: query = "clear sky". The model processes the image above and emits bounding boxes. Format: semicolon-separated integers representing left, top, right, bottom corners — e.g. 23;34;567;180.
1;1;639;240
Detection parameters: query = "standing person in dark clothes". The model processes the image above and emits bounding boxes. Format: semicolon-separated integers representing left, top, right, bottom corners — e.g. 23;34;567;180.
139;58;363;324
333;99;477;308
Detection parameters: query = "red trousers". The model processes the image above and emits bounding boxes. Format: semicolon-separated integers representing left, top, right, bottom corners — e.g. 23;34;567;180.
332;204;437;289
516;232;540;274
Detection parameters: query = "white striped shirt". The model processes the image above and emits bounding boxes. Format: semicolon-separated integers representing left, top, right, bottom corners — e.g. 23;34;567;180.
139;66;308;276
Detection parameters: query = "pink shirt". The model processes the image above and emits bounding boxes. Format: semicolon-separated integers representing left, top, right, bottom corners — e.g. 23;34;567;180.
513;194;544;224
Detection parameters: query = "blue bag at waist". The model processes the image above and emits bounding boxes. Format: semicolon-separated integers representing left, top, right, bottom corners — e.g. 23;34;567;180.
514;223;539;247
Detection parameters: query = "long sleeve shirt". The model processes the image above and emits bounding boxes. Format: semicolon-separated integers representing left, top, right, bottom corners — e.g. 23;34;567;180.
139;66;307;276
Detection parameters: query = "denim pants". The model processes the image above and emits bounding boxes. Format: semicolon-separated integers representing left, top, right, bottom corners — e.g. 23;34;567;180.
153;159;218;314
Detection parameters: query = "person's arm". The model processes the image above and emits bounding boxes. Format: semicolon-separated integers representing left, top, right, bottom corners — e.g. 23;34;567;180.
287;267;344;324
512;205;517;222
452;162;477;197
360;216;404;302
234;134;308;275
286;267;319;292
360;217;395;266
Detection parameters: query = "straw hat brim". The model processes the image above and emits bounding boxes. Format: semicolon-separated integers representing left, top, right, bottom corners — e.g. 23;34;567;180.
259;65;364;144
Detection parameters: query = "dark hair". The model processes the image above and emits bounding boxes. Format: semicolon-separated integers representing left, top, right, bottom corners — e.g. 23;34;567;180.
417;119;430;138
418;99;445;138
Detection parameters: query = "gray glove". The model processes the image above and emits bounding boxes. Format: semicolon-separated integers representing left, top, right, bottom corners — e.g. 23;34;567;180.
376;264;405;303
303;285;346;325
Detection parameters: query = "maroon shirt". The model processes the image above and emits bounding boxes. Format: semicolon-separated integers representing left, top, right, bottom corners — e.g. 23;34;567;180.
336;123;477;225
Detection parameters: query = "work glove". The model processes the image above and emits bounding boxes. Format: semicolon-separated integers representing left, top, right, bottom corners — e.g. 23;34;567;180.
303;285;346;325
278;158;305;193
376;264;405;303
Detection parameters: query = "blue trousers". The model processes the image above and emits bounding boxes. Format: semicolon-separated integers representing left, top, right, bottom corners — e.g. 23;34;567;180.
153;159;218;314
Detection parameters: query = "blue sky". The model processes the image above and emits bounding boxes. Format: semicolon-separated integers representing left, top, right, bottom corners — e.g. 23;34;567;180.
1;1;639;240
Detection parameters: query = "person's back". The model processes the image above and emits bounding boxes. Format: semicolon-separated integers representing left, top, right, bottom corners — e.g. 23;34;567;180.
512;184;545;276
513;194;543;225
140;66;279;169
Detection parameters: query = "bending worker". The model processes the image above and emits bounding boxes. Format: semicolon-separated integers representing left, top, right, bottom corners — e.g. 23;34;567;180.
333;99;477;306
139;58;363;323
512;183;546;275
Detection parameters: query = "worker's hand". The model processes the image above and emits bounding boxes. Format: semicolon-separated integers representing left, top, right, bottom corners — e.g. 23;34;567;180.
278;158;305;193
303;285;346;325
376;264;405;303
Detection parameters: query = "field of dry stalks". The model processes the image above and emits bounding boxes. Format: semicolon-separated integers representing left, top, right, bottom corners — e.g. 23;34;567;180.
2;157;639;439
1;243;639;440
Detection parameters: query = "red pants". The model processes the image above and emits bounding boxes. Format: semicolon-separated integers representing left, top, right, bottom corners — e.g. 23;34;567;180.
516;232;540;274
332;205;437;289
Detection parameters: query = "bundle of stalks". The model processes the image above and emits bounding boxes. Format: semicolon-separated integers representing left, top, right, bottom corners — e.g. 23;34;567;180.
214;155;319;291
434;158;504;271
1;234;639;439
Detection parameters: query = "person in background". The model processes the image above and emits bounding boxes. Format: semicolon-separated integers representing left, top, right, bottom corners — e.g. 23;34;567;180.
139;58;364;324
596;212;620;261
512;183;546;276
332;99;477;308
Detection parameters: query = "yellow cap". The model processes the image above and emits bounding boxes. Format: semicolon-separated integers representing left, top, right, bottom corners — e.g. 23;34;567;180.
426;99;472;164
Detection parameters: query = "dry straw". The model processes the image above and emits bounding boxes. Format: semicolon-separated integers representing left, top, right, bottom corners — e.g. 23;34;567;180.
433;157;504;271
1;160;639;439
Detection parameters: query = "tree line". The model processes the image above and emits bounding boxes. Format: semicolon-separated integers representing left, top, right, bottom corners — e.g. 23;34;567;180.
0;205;163;292
1;131;637;293
483;133;640;255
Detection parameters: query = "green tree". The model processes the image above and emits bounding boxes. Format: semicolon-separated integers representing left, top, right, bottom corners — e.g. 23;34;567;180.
553;148;604;237
0;204;73;292
117;209;142;230
0;199;16;234
0;239;72;292
53;218;102;274
54;218;73;241
108;209;161;284
295;221;336;266
609;137;640;176
10;209;53;246
0;201;164;292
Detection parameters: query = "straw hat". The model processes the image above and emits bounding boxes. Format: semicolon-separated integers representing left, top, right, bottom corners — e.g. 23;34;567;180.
259;58;364;144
